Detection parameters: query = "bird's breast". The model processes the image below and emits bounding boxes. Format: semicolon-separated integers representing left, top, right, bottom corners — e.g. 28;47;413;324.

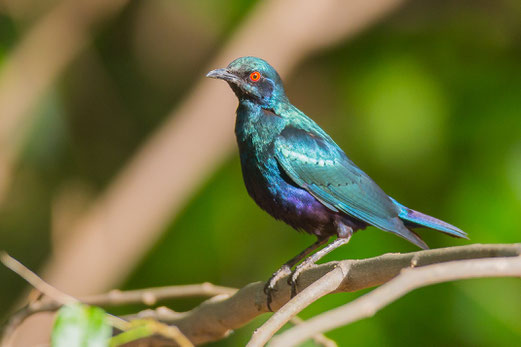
236;132;335;235
233;102;341;235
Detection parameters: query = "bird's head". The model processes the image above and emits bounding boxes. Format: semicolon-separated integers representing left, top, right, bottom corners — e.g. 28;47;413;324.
206;56;287;107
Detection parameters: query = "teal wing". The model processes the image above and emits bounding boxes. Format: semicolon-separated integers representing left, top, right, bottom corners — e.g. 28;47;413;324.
274;126;428;249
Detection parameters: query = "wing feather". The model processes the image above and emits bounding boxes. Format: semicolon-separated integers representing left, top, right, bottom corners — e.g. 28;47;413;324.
275;125;428;249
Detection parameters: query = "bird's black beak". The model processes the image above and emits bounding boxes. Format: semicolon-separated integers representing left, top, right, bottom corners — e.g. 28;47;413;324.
206;68;241;85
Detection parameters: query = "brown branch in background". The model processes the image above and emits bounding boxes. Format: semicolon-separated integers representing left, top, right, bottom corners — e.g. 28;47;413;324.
268;255;521;347
129;244;521;345
0;0;131;205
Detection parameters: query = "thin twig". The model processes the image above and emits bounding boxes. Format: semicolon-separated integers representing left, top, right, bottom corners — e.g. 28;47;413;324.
0;252;129;331
83;283;237;307
0;252;194;347
0;252;77;305
111;319;194;347
268;256;521;347
289;317;338;347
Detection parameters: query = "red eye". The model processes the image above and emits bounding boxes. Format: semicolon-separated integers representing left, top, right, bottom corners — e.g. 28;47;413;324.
249;71;261;82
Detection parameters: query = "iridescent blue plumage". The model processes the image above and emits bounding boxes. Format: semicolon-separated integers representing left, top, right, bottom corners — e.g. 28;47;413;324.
207;56;467;305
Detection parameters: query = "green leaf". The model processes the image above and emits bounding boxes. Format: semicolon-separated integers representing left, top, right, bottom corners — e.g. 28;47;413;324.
51;304;111;347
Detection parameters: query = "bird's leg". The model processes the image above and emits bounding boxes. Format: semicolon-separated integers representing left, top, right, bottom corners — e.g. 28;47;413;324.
264;236;329;311
288;227;353;297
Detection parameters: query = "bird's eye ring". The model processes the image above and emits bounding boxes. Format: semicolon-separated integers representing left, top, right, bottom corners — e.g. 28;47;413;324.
249;71;261;82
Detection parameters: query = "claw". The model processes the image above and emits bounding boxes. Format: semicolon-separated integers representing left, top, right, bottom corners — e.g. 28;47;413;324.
263;281;276;311
287;256;321;298
287;263;306;298
264;264;292;311
266;288;275;312
289;272;298;298
263;282;274;296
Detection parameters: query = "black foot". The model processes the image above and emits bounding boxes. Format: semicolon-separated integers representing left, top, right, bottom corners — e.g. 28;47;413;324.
287;235;353;297
287;257;317;297
264;264;292;311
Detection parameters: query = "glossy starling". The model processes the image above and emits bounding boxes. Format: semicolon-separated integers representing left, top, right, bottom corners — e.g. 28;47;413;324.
207;56;467;309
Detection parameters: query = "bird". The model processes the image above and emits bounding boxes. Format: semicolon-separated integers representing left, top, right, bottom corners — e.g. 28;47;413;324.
207;56;467;309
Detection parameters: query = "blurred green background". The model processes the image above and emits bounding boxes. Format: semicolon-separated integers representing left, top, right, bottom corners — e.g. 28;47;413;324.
1;0;520;346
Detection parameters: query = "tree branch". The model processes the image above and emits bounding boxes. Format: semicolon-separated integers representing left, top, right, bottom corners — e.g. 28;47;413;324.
3;244;519;346
147;244;521;345
268;255;521;347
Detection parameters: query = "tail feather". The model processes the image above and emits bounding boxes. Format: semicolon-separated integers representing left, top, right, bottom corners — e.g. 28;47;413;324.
389;197;468;239
389;218;430;250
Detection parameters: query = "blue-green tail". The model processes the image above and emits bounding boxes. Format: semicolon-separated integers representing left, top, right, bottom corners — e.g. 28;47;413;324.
389;198;468;239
